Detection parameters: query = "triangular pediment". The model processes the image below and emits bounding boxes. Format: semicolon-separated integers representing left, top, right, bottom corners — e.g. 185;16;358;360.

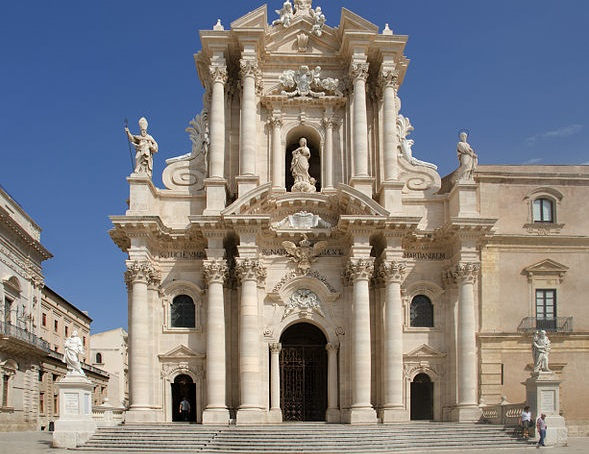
266;20;340;56
158;345;204;362
404;344;446;359
339;8;379;33
230;5;268;30
523;259;569;276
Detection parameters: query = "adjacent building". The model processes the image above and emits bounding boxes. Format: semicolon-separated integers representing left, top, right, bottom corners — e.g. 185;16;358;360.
109;1;589;433
91;328;128;408
0;185;108;431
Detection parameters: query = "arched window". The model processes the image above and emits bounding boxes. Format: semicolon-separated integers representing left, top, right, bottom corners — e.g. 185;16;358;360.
95;352;103;364
533;198;554;223
171;295;195;328
410;295;434;327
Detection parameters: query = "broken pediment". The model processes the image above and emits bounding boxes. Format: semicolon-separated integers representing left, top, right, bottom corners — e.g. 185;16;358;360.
338;8;379;34
230;4;268;30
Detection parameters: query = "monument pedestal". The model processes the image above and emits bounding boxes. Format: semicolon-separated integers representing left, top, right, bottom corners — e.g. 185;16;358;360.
52;374;97;448
524;371;567;446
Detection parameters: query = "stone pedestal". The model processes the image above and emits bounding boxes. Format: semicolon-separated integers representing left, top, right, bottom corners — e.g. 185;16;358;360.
524;372;567;446
52;374;97;449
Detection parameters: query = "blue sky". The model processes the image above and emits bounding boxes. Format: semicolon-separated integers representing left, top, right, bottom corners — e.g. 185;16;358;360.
1;1;587;333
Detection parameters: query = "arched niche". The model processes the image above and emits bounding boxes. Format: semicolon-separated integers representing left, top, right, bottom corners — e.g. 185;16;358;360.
285;126;322;192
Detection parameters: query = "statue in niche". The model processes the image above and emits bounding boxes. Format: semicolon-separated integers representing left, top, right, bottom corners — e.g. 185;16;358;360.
457;131;478;180
272;0;293;27
125;117;159;177
64;330;85;376
310;6;326;36
291;138;316;192
283;234;328;275
532;330;551;373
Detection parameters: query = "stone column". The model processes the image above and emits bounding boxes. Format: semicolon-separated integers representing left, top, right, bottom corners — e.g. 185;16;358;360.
350;62;370;178
453;262;482;421
269;113;284;190
235;258;266;424
322;114;335;190
379;261;407;422
208;64;228;179
326;342;340;422
237;57;259;195
381;69;399;181
202;259;230;424
346;257;377;424
269;343;282;421
124;260;159;422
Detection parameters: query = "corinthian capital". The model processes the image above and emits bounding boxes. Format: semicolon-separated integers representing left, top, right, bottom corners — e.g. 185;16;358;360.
380;69;399;88
268;113;283;129
269;343;282;354
209;65;228;84
239;58;259;79
124;260;161;287
349;62;369;82
378;261;406;284
203;259;228;284
444;262;480;286
345;257;375;282
235;257;267;284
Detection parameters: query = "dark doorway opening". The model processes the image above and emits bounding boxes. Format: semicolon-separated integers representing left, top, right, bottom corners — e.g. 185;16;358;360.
279;322;327;421
410;373;433;420
171;374;196;422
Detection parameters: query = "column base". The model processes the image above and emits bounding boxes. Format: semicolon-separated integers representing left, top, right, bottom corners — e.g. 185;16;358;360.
326;408;341;423
236;175;260;198
449;404;482;422
202;408;231;425
381;406;409;423
203;177;227;215
236;408;266;425
349;176;374;199
378;181;405;214
348;406;378;425
125;407;161;423
268;409;283;423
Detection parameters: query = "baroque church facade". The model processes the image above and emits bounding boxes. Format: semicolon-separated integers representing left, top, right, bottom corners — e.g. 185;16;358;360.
110;1;589;429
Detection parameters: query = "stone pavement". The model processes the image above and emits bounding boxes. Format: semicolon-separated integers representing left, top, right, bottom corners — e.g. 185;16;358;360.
1;431;588;454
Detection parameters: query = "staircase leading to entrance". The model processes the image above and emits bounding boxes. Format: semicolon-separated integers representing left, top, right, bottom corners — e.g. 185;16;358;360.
79;422;531;453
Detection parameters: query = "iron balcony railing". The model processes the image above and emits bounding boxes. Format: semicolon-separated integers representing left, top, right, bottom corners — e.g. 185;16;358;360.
517;316;573;333
0;320;53;352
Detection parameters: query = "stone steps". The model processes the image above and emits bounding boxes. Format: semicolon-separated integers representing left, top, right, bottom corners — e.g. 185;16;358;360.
80;422;531;453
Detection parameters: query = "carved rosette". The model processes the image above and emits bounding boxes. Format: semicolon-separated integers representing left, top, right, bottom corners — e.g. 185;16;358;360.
209;65;228;85
124;260;161;288
235;258;267;285
344;257;375;283
444;262;480;286
269;343;282;354
378;261;407;284
349;62;369;82
203;259;228;285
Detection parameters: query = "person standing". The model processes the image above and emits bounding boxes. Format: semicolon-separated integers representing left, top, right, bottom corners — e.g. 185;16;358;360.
520;405;532;439
536;413;547;448
179;397;191;422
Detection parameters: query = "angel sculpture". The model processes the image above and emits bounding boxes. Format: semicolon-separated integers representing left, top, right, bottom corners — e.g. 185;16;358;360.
272;0;294;27
283;234;328;275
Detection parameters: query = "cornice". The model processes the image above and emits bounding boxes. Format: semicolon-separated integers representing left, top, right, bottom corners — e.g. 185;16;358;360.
0;206;52;261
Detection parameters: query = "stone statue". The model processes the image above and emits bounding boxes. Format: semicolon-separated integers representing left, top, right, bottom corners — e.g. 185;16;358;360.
272;0;294;27
64;330;85;376
283;234;327;275
280;65;341;98
310;6;326;36
294;0;312;16
126;117;159;177
456;131;478;180
533;330;551;373
397;115;438;170
290;138;316;192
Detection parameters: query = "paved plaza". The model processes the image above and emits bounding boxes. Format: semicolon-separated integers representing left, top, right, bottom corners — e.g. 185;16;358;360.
0;431;588;454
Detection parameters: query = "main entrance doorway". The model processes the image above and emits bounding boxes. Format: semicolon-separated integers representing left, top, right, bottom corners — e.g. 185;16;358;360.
171;374;196;422
410;373;433;420
279;323;327;421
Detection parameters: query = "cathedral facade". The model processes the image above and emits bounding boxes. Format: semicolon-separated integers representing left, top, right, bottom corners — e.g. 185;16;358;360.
110;1;589;429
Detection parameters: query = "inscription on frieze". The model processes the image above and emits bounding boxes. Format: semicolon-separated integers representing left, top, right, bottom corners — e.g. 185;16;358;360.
403;251;447;260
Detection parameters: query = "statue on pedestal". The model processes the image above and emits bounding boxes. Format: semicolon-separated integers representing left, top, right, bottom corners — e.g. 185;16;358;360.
125;117;159;177
64;330;85;376
456;131;478;180
290;138;316;192
533;329;551;373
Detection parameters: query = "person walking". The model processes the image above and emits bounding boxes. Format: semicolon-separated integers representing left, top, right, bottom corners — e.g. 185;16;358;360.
179;397;191;422
520;405;533;439
536;413;547;448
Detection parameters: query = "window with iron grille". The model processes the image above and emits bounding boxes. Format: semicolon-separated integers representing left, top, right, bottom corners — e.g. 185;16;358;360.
410;295;434;327
171;295;195;328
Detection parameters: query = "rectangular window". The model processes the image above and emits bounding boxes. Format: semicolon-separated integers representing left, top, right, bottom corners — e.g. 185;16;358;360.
2;375;9;407
42;313;47;327
54;319;58;332
64;326;68;337
536;289;557;331
39;393;45;414
83;336;86;346
533;198;554;223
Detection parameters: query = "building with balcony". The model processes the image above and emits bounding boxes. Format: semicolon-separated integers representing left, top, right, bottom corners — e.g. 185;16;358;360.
109;0;589;433
0;185;108;431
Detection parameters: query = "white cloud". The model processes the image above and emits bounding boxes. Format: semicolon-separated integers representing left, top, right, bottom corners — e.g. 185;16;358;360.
526;124;583;144
522;158;543;164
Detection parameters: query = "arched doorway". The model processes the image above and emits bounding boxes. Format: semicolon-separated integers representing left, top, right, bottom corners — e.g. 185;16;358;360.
171;374;196;422
279;323;327;421
410;373;433;420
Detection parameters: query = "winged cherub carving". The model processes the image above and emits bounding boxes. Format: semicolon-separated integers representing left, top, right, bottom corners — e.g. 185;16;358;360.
282;234;328;275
